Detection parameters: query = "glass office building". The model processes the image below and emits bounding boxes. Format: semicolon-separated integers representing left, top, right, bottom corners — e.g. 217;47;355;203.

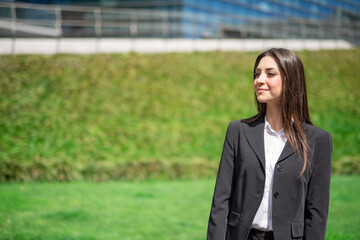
1;0;359;42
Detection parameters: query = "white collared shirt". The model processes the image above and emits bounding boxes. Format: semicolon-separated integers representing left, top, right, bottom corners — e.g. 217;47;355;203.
251;117;287;231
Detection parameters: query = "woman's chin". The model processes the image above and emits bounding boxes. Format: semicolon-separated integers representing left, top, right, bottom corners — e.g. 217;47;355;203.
256;97;267;103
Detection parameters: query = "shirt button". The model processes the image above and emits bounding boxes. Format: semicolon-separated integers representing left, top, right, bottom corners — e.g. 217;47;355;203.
273;192;279;198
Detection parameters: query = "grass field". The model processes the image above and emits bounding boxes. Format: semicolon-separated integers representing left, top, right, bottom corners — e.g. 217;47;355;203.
1;50;359;181
0;175;359;240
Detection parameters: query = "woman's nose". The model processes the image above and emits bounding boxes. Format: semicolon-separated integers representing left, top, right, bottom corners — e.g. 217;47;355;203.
256;74;266;83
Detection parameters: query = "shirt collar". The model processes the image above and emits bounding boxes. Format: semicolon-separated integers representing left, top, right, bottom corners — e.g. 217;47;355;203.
264;116;286;137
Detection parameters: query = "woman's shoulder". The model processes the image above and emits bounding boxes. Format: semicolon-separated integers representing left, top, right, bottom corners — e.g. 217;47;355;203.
228;116;257;126
304;123;332;141
227;119;243;130
227;115;263;131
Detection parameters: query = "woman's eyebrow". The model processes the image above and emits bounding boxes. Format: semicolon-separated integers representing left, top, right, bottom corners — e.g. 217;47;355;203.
265;67;279;71
255;67;279;71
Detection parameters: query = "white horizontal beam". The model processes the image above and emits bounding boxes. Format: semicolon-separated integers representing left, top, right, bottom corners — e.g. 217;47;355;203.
0;38;355;55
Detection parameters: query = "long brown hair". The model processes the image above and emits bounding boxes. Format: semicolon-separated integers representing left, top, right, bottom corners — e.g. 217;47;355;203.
245;48;312;177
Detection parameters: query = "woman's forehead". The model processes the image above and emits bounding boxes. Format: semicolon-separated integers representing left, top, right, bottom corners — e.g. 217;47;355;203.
256;56;279;70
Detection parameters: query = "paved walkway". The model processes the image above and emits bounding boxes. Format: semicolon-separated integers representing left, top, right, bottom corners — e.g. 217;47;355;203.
0;38;355;54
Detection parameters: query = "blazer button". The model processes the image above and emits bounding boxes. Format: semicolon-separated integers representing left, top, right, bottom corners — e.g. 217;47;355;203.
276;165;283;171
273;192;279;198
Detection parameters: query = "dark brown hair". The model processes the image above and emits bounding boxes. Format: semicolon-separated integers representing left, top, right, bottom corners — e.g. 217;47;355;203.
246;48;312;177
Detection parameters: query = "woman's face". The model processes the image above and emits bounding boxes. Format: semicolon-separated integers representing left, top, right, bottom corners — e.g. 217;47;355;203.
253;56;283;105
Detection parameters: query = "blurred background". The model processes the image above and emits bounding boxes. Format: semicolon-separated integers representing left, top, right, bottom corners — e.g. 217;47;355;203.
0;0;358;38
0;1;359;240
0;0;359;53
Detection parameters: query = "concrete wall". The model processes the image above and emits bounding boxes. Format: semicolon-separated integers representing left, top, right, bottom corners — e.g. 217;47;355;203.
0;38;355;55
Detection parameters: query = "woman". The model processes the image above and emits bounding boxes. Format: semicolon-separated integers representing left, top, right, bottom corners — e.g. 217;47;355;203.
207;48;332;240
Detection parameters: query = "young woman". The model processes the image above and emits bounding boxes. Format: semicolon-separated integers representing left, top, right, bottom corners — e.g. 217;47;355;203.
207;48;332;240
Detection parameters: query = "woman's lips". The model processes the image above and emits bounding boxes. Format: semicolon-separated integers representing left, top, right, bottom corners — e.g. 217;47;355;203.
257;88;269;93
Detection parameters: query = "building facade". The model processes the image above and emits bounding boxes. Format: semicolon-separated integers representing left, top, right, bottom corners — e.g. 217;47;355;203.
0;0;359;42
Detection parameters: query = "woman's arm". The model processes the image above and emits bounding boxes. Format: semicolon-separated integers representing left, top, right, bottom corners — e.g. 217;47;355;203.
207;123;236;240
304;131;332;240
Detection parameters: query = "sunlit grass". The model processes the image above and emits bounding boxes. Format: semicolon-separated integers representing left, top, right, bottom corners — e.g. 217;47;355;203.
0;176;359;240
0;50;359;180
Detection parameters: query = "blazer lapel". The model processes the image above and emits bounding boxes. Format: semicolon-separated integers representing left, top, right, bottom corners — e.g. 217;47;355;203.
244;118;315;165
243;116;266;170
276;141;295;163
277;123;315;163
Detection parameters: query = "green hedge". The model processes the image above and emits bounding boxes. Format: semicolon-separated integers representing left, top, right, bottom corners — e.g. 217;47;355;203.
0;50;359;181
0;158;218;182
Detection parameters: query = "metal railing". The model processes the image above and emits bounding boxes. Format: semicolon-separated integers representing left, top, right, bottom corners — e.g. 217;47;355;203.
0;2;359;42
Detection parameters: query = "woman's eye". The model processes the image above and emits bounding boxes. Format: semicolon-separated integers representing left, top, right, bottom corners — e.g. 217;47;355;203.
267;73;276;77
253;73;260;78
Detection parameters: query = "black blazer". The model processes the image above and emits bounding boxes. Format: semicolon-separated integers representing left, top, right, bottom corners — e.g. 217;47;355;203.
207;116;332;240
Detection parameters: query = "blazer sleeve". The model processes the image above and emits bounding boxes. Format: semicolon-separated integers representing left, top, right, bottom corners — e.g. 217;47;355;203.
304;131;332;240
207;122;236;240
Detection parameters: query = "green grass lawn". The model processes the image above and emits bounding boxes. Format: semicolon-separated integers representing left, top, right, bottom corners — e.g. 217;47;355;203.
1;50;359;181
0;175;359;240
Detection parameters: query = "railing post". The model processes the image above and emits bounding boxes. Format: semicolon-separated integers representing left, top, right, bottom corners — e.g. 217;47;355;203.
318;21;324;40
335;8;341;42
319;21;326;49
300;19;306;39
55;6;62;37
95;7;102;52
95;8;102;37
130;10;138;51
130;10;137;38
55;6;62;53
162;11;169;39
10;3;16;54
300;19;307;49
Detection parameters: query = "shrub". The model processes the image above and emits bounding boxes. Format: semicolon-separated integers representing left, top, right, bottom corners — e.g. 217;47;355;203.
332;157;360;175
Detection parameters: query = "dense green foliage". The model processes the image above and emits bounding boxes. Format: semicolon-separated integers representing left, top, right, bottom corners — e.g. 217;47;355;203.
0;176;359;239
0;50;359;181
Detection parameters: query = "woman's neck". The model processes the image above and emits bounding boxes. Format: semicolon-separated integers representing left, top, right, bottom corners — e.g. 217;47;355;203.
266;103;283;132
